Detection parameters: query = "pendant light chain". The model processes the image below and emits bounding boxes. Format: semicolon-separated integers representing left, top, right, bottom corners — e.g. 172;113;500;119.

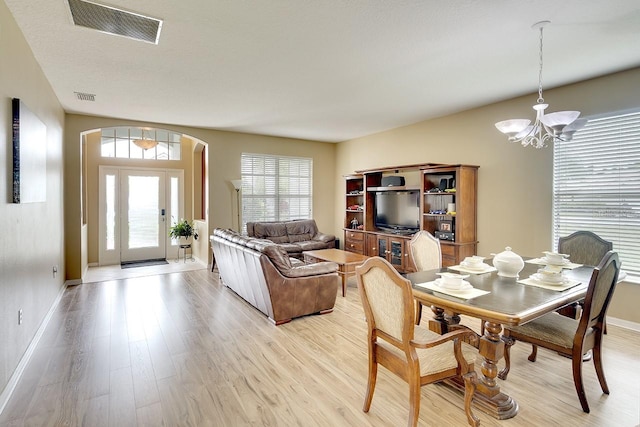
537;25;544;104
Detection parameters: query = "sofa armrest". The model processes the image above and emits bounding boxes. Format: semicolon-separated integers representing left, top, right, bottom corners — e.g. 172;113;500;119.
312;232;335;244
281;261;338;278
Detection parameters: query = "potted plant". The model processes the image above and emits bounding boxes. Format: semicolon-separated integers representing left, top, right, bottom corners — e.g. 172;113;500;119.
169;218;198;243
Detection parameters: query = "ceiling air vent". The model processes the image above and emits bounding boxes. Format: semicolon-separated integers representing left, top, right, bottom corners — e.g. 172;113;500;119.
67;0;162;44
75;92;96;101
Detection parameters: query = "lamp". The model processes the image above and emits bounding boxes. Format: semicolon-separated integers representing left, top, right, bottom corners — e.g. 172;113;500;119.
133;129;158;150
231;179;243;232
495;21;585;148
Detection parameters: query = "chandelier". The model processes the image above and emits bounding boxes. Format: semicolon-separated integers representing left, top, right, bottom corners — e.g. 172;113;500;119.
133;129;158;150
495;21;585;148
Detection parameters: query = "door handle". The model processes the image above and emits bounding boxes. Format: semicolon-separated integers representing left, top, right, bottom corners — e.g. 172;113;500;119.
161;208;166;222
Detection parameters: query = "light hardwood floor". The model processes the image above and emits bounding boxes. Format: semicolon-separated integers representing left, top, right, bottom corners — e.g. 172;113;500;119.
1;269;639;426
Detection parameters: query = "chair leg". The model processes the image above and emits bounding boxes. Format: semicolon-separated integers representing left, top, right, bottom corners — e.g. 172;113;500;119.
572;350;590;413
407;375;421;427
498;336;514;380
462;371;480;427
363;358;377;412
415;302;423;325
593;341;610;395
527;344;538;362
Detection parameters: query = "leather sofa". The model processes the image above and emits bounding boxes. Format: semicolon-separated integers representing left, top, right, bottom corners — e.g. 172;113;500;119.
246;219;335;258
211;228;339;325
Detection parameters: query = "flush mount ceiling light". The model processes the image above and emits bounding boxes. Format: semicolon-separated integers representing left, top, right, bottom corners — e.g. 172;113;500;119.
133;129;158;150
495;21;586;148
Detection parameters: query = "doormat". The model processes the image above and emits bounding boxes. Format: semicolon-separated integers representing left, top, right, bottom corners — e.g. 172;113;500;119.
121;259;169;269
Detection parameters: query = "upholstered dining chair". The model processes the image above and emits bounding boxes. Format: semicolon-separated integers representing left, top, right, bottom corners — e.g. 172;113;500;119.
558;231;613;267
557;231;613;325
407;230;442;325
355;257;480;427
499;251;620;413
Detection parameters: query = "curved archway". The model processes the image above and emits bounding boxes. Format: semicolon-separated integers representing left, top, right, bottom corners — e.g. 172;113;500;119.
68;123;208;281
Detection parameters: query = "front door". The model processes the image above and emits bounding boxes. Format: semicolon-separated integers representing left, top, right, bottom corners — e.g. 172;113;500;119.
99;167;184;265
120;170;166;262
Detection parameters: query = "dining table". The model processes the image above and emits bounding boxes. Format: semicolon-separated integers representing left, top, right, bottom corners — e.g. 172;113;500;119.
404;257;595;420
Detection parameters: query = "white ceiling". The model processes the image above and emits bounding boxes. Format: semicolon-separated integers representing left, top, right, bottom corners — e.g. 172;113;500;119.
4;0;640;142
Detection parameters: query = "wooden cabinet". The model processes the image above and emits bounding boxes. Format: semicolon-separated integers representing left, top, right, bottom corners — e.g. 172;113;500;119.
344;229;365;254
366;232;412;272
343;163;478;270
379;234;411;272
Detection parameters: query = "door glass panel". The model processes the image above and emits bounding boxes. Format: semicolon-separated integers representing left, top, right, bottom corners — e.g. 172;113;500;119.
106;174;115;250
378;238;387;259
390;241;403;266
170;176;179;245
128;176;160;249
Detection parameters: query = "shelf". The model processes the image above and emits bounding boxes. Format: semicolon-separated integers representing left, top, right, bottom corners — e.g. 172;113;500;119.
423;213;456;218
424;191;456;195
368;185;420;192
346;209;363;213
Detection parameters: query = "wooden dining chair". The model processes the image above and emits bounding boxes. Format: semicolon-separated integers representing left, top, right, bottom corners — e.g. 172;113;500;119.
557;231;613;329
355;257;480;427
407;230;442;325
499;251;620;413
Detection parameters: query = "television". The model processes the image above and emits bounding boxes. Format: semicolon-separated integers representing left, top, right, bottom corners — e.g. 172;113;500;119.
374;190;420;233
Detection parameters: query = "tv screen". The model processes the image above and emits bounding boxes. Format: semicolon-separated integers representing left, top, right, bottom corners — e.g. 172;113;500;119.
375;190;420;233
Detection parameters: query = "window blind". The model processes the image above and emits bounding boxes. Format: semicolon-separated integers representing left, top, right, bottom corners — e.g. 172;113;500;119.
553;109;640;276
240;153;313;234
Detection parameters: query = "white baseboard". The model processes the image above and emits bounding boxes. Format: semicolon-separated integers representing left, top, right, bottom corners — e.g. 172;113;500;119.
607;316;640;332
0;283;67;415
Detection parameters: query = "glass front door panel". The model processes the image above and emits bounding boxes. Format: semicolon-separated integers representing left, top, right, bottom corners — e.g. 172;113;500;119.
127;176;160;249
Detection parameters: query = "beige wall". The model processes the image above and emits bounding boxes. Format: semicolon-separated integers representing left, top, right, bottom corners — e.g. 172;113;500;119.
335;67;640;324
0;1;66;397
64;115;337;277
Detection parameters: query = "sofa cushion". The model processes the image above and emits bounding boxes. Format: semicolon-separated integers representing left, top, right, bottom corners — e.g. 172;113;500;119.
283;261;338;278
253;222;289;243
296;240;333;251
285;220;317;242
261;245;292;271
245;238;274;252
276;243;303;254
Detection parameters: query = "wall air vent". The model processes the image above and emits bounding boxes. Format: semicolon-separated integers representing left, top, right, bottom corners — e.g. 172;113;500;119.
67;0;162;44
74;92;96;101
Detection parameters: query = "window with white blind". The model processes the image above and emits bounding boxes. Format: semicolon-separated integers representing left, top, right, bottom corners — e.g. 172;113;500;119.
553;109;640;276
240;153;313;233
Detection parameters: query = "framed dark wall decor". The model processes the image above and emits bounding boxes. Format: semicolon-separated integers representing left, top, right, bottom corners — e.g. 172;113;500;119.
12;98;47;203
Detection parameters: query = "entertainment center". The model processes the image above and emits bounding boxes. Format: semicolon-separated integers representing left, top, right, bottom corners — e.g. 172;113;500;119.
344;163;478;272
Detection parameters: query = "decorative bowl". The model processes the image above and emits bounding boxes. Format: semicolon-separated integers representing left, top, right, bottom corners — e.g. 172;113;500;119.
492;247;525;278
